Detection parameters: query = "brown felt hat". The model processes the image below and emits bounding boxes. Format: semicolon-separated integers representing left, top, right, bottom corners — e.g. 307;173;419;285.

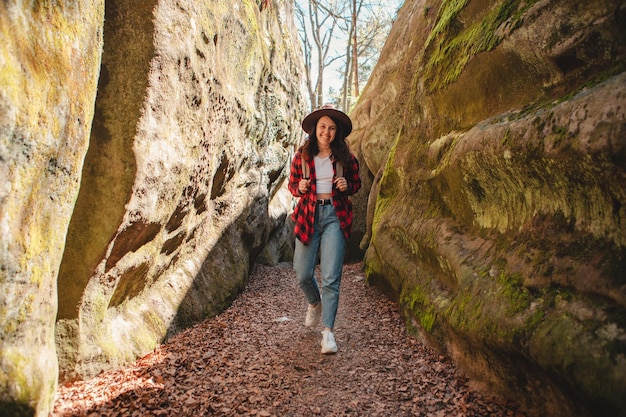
302;104;352;136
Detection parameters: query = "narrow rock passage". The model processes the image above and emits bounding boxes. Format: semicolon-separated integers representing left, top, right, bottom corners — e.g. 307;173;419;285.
53;262;525;416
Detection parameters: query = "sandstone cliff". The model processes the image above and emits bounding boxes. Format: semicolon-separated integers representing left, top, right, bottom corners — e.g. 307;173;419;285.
0;1;306;415
0;2;104;415
350;0;626;416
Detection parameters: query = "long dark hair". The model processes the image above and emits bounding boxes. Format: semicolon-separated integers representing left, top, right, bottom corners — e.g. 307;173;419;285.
300;116;351;166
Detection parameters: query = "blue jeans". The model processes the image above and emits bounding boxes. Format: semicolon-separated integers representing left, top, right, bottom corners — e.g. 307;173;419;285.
293;204;346;329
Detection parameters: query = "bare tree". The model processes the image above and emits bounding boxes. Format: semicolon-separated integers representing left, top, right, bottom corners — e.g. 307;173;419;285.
338;0;401;110
295;0;401;111
295;0;345;110
295;2;314;106
341;0;364;110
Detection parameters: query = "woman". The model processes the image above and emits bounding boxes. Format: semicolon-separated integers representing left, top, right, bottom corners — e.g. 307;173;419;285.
288;104;361;354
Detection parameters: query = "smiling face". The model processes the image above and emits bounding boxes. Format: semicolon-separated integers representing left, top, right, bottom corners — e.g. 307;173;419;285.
315;116;337;150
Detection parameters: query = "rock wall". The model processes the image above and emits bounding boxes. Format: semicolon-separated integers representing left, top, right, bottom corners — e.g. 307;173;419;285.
0;2;105;416
0;0;306;415
351;0;626;416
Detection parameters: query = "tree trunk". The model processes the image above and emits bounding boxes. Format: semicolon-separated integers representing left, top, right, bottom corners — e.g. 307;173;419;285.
342;28;353;110
352;0;359;99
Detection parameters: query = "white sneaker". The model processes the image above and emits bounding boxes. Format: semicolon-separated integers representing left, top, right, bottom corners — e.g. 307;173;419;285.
321;330;338;354
304;303;321;327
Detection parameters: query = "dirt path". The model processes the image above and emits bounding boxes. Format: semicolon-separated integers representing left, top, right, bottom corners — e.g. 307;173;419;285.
53;262;526;416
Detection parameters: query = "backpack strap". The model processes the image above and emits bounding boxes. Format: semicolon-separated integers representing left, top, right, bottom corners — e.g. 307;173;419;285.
336;160;343;178
302;154;310;179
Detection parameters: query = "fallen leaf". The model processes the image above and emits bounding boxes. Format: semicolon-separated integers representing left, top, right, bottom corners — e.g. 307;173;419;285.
52;263;525;417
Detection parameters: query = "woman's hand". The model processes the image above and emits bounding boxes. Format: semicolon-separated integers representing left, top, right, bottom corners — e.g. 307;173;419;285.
334;176;348;192
299;178;311;195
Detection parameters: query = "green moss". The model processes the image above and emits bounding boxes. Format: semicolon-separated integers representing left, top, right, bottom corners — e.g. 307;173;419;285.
526;305;545;331
378;131;402;196
142;309;167;336
422;0;540;92
401;285;437;333
0;350;35;406
0;47;22;108
1;292;36;336
244;0;262;34
390;227;421;259
439;263;542;346
95;327;120;361
370;131;403;243
501;128;512;146
496;271;531;314
131;325;161;356
445;289;483;330
424;0;469;48
370;195;393;241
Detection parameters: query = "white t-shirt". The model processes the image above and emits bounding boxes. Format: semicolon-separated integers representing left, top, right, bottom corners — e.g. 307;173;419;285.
314;155;333;194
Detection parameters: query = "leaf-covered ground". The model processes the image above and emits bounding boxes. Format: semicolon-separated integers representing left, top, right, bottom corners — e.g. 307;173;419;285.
53;262;526;416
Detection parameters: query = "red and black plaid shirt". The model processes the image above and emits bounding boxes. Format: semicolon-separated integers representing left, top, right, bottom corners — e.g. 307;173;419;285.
288;150;361;245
